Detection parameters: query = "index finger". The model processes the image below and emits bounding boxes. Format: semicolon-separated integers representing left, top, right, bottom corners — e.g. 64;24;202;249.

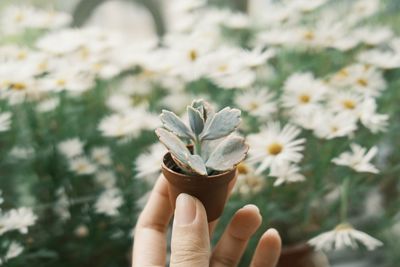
132;175;173;267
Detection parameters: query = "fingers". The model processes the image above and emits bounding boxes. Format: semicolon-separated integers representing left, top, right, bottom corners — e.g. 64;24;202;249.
170;194;210;267
250;228;282;267
210;205;262;267
132;176;173;267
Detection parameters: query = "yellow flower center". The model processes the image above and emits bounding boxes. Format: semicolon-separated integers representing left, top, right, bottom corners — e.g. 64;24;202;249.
57;79;66;87
249;102;259;110
218;64;228;72
303;31;315;41
267;143;283;155
356;78;368;87
334;223;353;231
10;82;27;91
188;49;198;62
342;99;356;110
299;94;311;104
337;68;349;78
237;163;249;174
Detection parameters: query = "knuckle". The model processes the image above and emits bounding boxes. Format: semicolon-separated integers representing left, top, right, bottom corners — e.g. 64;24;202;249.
171;238;210;266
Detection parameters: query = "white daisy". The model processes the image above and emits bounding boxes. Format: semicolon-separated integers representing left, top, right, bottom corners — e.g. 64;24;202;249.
0;207;37;235
234;162;265;197
282;72;327;111
68;156;97;175
90;147;112;166
0;112;12;132
313;111;357;140
58;138;84;158
36;97;60;113
94;188;123;217
332;143;379;174
248;122;305;174
309;223;383;251
135;143;166;183
269;162;305;187
95;170;117;188
4;242;24;262
9;146;34;159
234;88;277;119
359;98;388;133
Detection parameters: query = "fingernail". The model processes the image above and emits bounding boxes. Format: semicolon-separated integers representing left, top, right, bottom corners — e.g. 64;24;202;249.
175;193;196;226
243;204;260;213
266;228;279;236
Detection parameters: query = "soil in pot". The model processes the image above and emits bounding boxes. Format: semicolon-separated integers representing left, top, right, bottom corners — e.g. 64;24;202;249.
162;152;236;222
278;243;329;267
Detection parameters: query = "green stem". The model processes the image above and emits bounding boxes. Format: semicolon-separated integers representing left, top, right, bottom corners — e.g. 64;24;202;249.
193;136;202;155
340;177;350;223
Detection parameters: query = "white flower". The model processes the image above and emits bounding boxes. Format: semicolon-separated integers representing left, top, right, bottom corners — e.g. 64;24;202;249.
91;147;112;166
0;112;12;132
0;207;37;235
68;157;97;175
4;242;24;261
94;188;123;216
360;98;388;133
234;88;277;119
332;143;379;174
269;162;305;187
313;111;357;139
135;143;166;182
95;170;117;188
54;188;70;221
358;49;400;70
234;162;265;196
282;72;327;111
308;223;383;251
58;138;84;158
36;97;60;112
248;122;305;174
9;146;34;159
354;27;393;46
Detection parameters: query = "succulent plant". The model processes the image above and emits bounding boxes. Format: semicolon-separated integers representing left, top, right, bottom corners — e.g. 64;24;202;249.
155;99;249;176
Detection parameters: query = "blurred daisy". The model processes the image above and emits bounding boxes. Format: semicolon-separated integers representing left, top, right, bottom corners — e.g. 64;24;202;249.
233;162;265;196
68;156;97;175
4;242;23;262
248;122;305;174
135;143;166;183
9;146;34;159
282;72;327;111
58;138;84;158
0;112;12;132
36;97;60;113
313;111;357;139
95;170;117;188
360;98;388;133
269;162;305;187
309;223;383;251
0;207;37;235
332;143;379;174
90;147;112;166
94;188;123;217
234;88;277;119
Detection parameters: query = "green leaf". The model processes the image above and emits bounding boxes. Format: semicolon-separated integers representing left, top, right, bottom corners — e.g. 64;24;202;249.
200;107;241;140
187;106;204;136
206;135;248;171
160;110;193;139
155;128;190;164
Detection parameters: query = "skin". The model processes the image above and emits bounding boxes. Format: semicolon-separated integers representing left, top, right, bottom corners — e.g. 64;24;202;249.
132;175;282;267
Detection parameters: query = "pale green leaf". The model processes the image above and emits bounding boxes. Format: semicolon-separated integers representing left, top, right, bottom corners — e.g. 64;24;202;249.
200;107;241;140
160;110;193;139
187;106;204;136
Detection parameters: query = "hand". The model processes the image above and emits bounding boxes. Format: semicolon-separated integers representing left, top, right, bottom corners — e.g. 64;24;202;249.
132;175;281;267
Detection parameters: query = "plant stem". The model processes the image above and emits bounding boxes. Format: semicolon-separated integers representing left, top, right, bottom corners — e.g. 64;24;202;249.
340;176;350;223
194;136;202;155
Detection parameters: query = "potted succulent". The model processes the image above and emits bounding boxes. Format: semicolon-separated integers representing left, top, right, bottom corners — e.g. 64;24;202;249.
155;99;249;222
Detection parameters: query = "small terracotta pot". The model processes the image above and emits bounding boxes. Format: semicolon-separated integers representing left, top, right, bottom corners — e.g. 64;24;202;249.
162;152;236;222
278;243;328;267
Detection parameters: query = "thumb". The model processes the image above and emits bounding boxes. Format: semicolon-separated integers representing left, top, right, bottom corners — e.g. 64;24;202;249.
170;193;210;267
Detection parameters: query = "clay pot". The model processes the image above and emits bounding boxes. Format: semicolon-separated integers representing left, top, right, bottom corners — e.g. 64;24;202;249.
162;152;236;222
278;243;329;267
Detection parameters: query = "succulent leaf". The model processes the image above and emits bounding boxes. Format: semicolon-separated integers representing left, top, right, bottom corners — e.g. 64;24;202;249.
155;128;191;164
200;107;241;140
160;110;193;139
187;106;204;136
205;135;248;171
200;138;222;162
187;154;207;175
191;99;215;121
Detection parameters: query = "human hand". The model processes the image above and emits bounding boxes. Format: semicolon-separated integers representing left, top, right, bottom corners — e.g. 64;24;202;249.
132;175;281;267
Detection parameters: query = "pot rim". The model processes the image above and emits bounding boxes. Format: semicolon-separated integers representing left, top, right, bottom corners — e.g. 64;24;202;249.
162;151;237;180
